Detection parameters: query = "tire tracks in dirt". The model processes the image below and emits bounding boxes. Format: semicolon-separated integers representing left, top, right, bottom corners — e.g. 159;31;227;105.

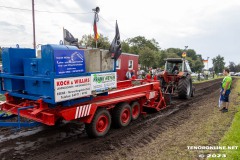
0;79;223;160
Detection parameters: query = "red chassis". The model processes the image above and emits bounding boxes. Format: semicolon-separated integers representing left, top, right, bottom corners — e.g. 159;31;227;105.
1;79;167;137
1;79;165;125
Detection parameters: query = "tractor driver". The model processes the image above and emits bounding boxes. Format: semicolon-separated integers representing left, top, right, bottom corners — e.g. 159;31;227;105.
172;63;179;74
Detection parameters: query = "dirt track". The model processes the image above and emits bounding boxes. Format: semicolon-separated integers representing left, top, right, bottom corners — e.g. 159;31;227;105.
0;78;237;160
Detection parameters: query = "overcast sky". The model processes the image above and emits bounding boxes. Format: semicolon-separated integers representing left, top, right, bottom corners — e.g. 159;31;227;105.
0;0;240;67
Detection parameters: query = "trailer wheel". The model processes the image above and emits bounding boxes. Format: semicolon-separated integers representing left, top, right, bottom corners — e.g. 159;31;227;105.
113;103;131;128
131;102;140;120
85;108;111;138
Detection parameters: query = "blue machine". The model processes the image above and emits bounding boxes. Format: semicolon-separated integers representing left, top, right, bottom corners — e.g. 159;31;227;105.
0;44;114;106
2;48;35;91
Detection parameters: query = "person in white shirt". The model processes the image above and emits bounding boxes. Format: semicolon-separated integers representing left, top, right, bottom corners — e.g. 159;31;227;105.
126;70;132;80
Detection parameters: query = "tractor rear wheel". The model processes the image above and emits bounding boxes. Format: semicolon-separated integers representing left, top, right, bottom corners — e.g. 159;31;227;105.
178;76;192;99
113;103;131;128
85;108;111;138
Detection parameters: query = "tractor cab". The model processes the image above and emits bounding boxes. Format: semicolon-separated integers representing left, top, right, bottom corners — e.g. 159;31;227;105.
164;58;192;74
158;58;194;99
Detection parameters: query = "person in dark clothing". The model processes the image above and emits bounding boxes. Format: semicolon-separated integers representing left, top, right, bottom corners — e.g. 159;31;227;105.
172;63;179;73
131;70;136;79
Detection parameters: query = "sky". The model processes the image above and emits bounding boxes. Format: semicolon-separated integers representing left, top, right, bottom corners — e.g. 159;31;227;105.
0;0;240;68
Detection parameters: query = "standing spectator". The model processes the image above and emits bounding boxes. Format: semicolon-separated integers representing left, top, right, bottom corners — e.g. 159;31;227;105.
146;73;152;80
126;70;132;80
148;67;153;78
142;70;146;79
198;73;201;81
137;68;142;79
152;68;156;77
131;70;136;79
219;68;232;112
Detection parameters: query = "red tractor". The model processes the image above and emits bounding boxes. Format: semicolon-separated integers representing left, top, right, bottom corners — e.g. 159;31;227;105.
158;58;195;99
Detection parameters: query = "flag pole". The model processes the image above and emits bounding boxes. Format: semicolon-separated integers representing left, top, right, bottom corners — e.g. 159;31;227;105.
92;7;100;49
32;0;36;49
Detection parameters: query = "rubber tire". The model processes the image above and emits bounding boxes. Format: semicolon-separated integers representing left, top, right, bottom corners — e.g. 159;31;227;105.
85;108;111;138
178;76;192;99
130;102;140;120
113;103;131;128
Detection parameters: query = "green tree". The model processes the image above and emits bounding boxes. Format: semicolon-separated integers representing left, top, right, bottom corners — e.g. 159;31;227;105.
139;47;156;68
193;59;205;73
127;36;160;54
166;52;180;58
228;61;236;72
228;62;240;72
79;34;110;49
235;64;240;72
155;50;167;68
121;40;130;53
186;57;194;70
187;49;197;60
79;34;92;47
166;48;182;57
196;54;203;60
212;55;225;74
164;48;203;72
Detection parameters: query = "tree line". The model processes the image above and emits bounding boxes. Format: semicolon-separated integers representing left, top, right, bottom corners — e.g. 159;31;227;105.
79;34;240;74
79;34;205;73
212;55;240;74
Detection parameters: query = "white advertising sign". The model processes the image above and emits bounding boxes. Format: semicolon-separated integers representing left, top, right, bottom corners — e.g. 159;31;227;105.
54;76;91;102
91;72;117;94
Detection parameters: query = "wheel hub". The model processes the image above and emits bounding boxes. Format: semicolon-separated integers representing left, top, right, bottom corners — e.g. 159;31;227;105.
96;115;108;132
121;109;130;123
98;120;104;128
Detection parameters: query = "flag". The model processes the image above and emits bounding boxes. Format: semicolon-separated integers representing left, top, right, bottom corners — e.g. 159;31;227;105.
63;28;78;44
109;21;122;60
203;59;208;63
93;13;100;41
182;52;187;58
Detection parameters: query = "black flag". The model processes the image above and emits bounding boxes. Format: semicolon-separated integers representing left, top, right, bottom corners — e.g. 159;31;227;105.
63;28;78;44
109;21;122;60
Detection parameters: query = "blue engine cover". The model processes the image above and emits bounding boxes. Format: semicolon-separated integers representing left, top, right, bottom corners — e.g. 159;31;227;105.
24;44;86;99
2;48;35;91
41;44;86;75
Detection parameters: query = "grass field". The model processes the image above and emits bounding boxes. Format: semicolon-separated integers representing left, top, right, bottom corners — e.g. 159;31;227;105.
193;75;223;84
0;94;5;101
209;78;240;160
